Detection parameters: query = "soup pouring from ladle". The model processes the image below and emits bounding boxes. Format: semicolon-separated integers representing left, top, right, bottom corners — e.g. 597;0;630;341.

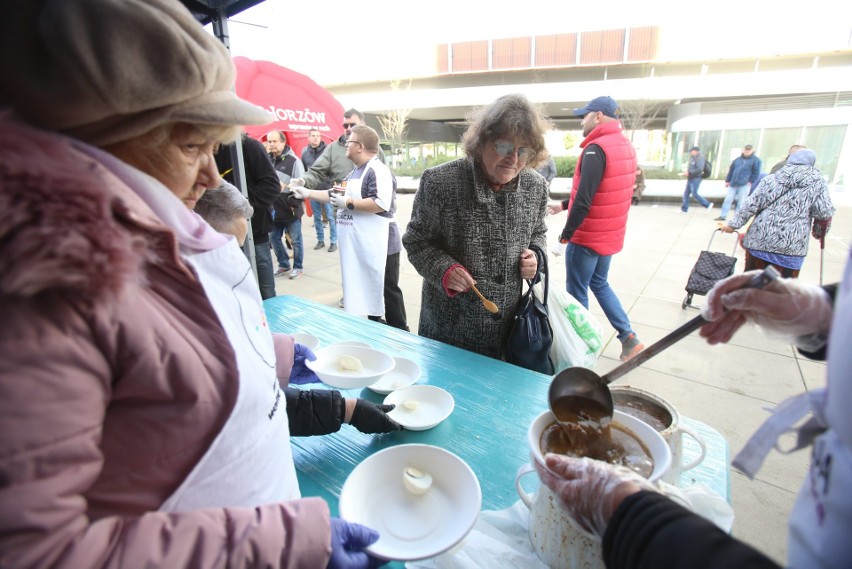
548;267;781;427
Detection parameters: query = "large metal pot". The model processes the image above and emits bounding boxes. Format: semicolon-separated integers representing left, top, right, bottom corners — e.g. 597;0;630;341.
515;410;671;569
610;386;707;485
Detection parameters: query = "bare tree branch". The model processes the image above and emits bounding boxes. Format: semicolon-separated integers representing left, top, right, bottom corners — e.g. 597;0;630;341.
377;79;413;163
617;99;665;141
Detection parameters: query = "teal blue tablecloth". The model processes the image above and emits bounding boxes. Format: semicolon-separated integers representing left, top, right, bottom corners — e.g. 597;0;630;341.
265;295;730;565
265;294;554;515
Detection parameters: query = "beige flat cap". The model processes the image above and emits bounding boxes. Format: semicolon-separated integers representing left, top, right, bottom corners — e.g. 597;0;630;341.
0;0;272;146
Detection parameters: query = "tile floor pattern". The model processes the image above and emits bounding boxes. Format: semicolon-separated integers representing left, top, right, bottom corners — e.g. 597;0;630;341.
272;192;851;565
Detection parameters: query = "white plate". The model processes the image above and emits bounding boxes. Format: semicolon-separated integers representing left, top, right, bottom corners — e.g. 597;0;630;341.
290;333;320;351
339;444;481;561
367;357;421;394
306;345;394;389
384;385;454;431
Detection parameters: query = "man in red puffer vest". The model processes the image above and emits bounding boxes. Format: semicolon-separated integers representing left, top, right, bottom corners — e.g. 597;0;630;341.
548;96;644;362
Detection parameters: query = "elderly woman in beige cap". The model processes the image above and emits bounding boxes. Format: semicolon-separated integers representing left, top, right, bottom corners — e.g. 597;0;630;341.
0;1;383;568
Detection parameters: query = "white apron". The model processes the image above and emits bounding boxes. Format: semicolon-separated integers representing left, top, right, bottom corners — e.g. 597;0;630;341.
337;164;389;317
732;255;852;568
159;238;299;512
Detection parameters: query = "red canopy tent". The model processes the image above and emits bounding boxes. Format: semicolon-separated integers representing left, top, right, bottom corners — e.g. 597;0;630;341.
233;56;344;156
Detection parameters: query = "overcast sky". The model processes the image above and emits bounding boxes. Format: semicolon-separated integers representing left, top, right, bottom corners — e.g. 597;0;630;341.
220;0;852;85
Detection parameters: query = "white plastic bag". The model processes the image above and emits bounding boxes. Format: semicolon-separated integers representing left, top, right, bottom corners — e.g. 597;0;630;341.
536;285;603;371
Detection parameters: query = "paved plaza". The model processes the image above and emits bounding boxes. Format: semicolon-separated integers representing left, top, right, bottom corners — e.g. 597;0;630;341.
272;180;851;565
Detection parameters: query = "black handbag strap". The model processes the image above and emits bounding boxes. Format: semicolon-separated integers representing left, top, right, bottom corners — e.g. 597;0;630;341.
523;244;548;309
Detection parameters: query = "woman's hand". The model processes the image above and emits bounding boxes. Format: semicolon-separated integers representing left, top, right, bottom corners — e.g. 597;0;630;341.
535;454;654;538
347;400;402;434
700;271;833;344
445;266;475;293
289;344;319;384
547;202;564;216
519;249;537;280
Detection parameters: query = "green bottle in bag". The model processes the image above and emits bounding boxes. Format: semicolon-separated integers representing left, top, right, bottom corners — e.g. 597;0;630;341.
565;304;602;353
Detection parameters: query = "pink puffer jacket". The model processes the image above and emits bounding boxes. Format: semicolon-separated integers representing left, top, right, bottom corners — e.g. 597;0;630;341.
0;116;331;568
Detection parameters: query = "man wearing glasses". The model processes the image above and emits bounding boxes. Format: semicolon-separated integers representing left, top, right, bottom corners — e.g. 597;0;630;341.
297;109;368;254
291;126;406;329
547;96;644;362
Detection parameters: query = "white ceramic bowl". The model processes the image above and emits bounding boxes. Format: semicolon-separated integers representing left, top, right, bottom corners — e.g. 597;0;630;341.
290;333;320;351
305;345;394;389
384;385;454;431
528;409;672;482
339;444;481;561
367;357;421;394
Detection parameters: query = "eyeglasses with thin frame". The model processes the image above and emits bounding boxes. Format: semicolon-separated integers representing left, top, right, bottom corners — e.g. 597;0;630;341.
345;140;363;148
343;122;358;129
493;140;536;161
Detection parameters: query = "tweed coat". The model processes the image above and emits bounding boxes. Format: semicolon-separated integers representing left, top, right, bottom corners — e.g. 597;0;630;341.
403;158;549;359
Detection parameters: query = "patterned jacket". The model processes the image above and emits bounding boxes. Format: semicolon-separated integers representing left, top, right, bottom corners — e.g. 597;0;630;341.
730;163;834;257
403;158;548;359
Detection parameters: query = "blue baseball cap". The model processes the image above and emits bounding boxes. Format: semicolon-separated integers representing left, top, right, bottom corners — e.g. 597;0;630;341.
573;96;619;119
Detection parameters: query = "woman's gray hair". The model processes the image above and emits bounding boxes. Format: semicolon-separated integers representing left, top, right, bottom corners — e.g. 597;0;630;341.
461;93;553;169
195;181;254;236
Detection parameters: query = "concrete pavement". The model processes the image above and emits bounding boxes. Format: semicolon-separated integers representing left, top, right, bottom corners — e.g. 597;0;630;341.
273;188;850;565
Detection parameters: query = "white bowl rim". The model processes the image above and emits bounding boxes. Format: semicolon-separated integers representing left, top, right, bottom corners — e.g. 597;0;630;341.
305;345;395;389
327;340;372;349
383;385;454;430
290;333;320;351
338;443;482;561
367;356;421;394
528;409;672;482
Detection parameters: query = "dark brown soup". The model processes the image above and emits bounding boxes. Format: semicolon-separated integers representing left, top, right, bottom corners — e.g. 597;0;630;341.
614;404;669;433
543;395;654;478
540;421;654;478
612;393;671;434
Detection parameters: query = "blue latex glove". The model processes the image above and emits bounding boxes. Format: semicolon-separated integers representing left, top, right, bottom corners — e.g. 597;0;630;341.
327;518;384;569
289;343;319;384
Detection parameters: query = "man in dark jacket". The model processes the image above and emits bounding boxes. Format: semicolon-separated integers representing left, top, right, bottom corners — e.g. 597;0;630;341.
680;146;713;212
717;144;761;221
266;130;306;279
769;143;807;174
215;133;281;299
301;128;336;251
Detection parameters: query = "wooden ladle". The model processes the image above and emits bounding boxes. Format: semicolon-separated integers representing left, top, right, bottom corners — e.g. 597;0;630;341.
470;284;499;315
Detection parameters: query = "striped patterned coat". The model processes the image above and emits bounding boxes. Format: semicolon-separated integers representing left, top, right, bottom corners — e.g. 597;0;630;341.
730;163;834;257
402;158;548;359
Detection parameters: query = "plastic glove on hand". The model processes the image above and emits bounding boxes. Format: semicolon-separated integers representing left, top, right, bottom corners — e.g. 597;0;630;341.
327;518;384;569
535;454;655;539
329;192;348;210
290;186;310;200
700;271;833;344
350;400;402;434
289;343;319;384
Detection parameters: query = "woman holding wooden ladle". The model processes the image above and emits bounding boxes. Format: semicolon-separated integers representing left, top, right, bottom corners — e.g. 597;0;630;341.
402;94;551;360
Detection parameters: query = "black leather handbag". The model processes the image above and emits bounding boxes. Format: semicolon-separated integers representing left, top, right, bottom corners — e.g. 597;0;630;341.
505;244;554;375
